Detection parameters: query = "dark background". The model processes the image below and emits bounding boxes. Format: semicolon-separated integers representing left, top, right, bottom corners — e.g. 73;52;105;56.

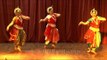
0;0;107;44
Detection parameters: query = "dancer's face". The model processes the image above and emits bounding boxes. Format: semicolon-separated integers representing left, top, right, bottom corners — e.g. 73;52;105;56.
49;8;54;14
15;12;21;16
14;9;22;16
90;12;97;17
90;9;98;17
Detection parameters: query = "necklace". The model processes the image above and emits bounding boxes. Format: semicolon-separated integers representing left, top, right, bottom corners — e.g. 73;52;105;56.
93;17;98;25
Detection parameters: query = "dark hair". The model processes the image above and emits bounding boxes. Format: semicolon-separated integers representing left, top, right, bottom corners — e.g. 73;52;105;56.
49;8;52;12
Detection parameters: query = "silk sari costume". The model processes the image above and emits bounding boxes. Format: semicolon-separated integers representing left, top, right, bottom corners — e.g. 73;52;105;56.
84;16;103;48
44;13;59;44
7;7;27;51
9;16;26;48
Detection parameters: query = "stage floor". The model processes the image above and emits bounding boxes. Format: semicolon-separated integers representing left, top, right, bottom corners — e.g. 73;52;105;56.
0;43;107;60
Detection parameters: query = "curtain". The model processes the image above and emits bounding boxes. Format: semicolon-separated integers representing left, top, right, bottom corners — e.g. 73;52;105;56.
0;0;107;44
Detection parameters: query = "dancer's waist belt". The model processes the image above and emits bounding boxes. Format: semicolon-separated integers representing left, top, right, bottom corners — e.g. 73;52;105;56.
89;27;99;32
47;23;56;27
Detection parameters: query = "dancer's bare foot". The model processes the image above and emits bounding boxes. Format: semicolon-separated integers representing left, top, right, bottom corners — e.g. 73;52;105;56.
17;46;22;52
14;46;22;52
51;44;56;49
91;50;97;54
87;48;91;53
44;45;47;49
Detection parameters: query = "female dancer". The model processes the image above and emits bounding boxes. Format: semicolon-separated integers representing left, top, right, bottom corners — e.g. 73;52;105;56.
6;7;30;52
79;8;106;54
40;6;61;48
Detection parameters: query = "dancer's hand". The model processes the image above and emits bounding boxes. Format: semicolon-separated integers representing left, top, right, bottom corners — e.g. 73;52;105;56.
57;14;61;17
39;19;43;23
21;15;30;20
6;26;10;31
78;21;83;26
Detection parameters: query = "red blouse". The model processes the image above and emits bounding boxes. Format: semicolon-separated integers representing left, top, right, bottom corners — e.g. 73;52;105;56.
47;14;57;24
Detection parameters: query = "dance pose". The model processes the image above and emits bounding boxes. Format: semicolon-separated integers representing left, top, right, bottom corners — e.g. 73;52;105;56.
79;8;106;54
6;7;30;52
40;6;61;48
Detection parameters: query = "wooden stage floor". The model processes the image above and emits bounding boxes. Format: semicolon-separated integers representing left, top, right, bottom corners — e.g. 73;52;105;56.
0;43;107;60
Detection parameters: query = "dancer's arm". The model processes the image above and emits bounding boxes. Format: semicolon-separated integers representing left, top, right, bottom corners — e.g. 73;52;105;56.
78;21;90;26
98;16;106;21
39;15;49;23
54;13;61;17
6;17;16;31
21;15;30;20
78;18;92;26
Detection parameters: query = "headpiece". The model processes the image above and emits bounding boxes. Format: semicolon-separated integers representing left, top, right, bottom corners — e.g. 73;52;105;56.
14;7;22;14
47;6;53;13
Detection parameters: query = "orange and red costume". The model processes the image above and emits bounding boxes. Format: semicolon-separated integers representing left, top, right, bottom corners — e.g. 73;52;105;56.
44;13;59;43
84;17;101;48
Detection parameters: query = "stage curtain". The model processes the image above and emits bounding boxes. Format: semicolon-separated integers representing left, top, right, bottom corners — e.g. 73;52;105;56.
0;0;107;44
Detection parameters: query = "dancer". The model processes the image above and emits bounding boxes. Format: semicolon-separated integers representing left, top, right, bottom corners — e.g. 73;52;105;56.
6;7;30;52
40;6;61;48
79;8;106;54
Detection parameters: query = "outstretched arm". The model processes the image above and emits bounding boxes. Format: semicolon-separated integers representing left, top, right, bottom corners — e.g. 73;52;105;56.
39;18;48;23
39;15;49;23
78;21;90;26
78;18;92;26
54;13;61;17
98;16;106;21
21;15;30;20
